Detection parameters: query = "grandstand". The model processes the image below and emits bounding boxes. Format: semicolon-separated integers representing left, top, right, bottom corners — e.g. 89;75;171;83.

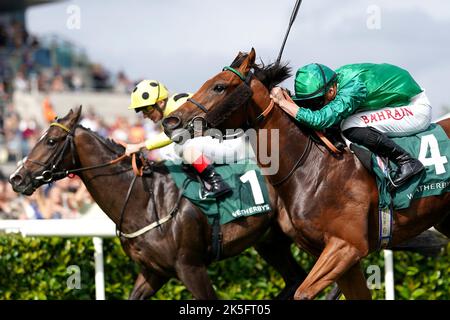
0;0;138;174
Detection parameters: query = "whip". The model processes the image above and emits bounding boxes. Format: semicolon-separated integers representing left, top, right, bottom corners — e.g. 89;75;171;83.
276;0;303;64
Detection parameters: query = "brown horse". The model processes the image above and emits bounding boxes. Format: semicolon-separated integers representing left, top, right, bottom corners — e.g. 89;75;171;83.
8;106;310;300
162;48;450;299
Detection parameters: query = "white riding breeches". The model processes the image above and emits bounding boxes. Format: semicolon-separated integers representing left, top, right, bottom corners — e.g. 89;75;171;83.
340;91;432;137
158;135;255;164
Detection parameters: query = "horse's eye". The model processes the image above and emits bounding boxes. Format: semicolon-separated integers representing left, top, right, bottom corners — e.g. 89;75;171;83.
47;138;56;147
213;84;226;93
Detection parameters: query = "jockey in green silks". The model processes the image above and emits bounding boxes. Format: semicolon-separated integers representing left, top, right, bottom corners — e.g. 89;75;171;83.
270;63;431;189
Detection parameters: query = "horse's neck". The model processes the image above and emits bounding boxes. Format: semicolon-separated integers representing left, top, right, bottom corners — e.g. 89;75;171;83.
253;100;319;183
73;128;136;225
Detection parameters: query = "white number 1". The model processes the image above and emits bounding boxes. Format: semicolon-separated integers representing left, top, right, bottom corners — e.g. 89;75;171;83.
418;134;448;175
240;170;264;204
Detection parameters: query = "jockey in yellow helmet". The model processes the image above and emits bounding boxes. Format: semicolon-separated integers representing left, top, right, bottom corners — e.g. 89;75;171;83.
126;80;232;198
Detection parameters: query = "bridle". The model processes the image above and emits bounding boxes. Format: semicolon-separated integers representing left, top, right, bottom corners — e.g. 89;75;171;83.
26;121;128;185
27;122;79;184
185;66;275;133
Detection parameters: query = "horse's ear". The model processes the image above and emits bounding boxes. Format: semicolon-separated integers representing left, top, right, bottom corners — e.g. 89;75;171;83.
74;105;82;119
238;48;256;75
73;105;82;123
65;105;82;128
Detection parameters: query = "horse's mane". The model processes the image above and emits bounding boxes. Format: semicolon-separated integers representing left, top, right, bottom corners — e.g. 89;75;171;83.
229;53;318;141
77;124;169;174
79;124;126;154
230;53;292;90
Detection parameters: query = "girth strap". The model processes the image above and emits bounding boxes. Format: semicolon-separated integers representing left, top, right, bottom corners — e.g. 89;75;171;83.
211;214;223;261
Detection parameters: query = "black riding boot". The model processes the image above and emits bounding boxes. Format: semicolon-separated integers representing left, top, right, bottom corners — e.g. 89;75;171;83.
199;165;232;198
343;127;425;188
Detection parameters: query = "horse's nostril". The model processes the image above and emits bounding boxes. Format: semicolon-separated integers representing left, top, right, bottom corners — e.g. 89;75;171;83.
10;174;23;186
162;116;181;131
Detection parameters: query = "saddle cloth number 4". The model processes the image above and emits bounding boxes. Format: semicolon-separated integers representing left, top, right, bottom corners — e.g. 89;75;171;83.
418;134;448;175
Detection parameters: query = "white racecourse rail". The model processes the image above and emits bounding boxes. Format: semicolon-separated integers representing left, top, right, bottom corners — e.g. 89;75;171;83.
0;219;395;300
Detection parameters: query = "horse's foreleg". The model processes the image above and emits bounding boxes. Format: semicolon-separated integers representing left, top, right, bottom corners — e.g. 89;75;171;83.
293;236;368;300
129;271;168;300
175;263;217;300
255;229;307;300
336;262;371;300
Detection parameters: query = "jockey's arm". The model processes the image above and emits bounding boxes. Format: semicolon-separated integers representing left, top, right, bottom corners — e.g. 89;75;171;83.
274;79;368;130
295;79;368;130
125;132;172;155
145;132;172;150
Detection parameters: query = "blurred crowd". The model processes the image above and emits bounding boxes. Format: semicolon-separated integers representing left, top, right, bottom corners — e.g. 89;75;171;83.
0;19;133;94
0;172;93;220
0;20;154;220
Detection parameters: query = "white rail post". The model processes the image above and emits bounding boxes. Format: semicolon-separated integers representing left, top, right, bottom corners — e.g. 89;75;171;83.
93;237;106;300
384;249;395;300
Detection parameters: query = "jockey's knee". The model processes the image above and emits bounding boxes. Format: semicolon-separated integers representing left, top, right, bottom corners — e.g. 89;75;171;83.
182;146;203;164
342;126;382;146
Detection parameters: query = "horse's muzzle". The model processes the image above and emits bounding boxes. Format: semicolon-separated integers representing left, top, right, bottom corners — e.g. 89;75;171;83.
9;173;35;195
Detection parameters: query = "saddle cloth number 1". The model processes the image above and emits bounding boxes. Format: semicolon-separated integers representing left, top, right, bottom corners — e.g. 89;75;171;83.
418;134;448;175
240;170;265;205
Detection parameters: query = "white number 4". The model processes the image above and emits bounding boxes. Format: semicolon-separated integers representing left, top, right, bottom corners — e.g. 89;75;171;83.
418;134;448;175
240;170;264;204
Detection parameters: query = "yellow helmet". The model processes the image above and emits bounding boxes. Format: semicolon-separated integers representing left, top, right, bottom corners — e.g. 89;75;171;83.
129;80;169;110
164;92;192;117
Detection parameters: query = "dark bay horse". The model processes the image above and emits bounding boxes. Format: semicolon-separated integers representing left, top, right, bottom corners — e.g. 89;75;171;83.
8;106;309;300
163;48;450;299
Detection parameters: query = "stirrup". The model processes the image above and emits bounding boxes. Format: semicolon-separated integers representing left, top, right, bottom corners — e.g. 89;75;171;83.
200;183;232;199
387;166;424;192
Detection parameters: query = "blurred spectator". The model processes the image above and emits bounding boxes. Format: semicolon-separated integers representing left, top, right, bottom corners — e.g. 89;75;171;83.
110;116;129;142
38;179;93;219
114;71;132;93
11;20;28;49
91;64;110;90
13;70;28;92
79;107;99;131
42;96;57;123
20;189;46;219
66;70;84;91
0;24;7;48
0;170;27;219
129;119;146;144
50;74;65;92
4;111;22;161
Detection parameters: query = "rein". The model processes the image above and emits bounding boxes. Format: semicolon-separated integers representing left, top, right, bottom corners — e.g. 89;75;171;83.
271;136;313;186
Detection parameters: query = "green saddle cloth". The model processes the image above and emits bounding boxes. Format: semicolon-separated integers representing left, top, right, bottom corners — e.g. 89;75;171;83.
372;123;450;210
164;159;272;225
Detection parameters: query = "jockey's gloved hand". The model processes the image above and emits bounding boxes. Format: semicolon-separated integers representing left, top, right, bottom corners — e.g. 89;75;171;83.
125;142;146;157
